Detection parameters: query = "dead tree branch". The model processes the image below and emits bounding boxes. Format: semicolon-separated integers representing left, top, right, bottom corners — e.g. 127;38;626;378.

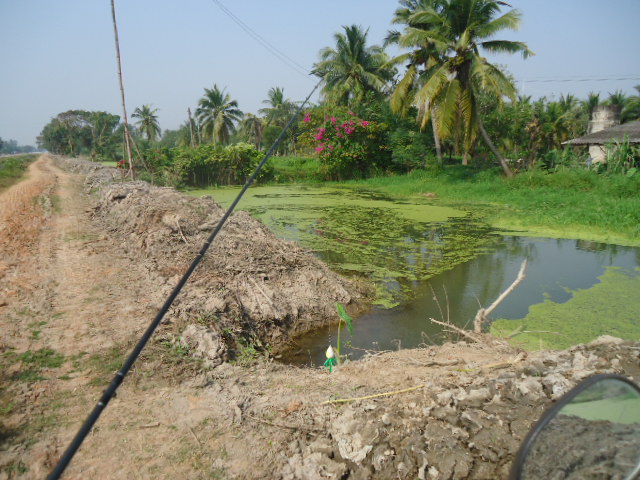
474;259;527;333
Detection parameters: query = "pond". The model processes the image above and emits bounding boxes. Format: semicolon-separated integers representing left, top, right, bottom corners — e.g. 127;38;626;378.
190;185;640;365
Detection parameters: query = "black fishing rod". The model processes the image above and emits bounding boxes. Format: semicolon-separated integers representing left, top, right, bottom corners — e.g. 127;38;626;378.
47;80;319;480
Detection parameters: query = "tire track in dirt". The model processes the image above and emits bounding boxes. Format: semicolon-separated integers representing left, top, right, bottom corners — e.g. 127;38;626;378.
42;158;161;354
0;155;167;479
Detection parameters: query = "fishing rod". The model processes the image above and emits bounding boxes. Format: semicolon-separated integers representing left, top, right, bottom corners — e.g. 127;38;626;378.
47;79;320;480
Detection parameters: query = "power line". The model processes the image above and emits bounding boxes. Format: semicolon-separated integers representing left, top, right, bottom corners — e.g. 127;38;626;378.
522;77;640;84
210;0;313;81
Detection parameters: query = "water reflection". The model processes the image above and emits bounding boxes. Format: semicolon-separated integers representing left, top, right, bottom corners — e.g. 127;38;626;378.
285;237;638;365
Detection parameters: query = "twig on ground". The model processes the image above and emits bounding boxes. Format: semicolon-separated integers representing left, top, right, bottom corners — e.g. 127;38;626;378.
407;358;462;367
320;384;426;405
189;426;203;448
429;318;482;343
176;220;189;244
248;414;322;433
139;422;161;429
459;352;528;372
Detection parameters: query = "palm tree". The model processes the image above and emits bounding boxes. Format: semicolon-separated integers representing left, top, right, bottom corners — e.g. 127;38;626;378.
607;90;627;109
387;0;449;163
582;92;600;119
132;104;161;141
240;113;265;149
196;85;243;145
622;85;640;123
389;0;533;176
259;87;296;127
312;25;395;106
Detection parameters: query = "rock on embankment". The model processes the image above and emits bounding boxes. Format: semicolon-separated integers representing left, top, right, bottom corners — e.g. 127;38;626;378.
54;157;367;362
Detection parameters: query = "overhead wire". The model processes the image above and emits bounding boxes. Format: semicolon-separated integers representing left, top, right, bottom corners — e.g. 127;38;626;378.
521;76;640;84
210;0;313;81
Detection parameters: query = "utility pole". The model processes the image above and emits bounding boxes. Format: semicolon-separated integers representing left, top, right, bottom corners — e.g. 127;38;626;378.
110;0;134;178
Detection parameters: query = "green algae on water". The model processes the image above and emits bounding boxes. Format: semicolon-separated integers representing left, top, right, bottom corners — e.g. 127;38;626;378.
491;267;640;350
189;185;499;307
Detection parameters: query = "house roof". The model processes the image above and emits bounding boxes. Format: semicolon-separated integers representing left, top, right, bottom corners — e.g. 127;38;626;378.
564;120;640;145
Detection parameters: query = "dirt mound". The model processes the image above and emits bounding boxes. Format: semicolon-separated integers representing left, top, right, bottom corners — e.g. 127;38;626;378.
54;157;367;358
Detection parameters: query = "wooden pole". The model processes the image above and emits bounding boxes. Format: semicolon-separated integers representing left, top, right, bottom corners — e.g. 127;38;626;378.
110;0;134;178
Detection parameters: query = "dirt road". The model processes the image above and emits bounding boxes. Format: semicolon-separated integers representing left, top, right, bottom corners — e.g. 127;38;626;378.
1;156;638;480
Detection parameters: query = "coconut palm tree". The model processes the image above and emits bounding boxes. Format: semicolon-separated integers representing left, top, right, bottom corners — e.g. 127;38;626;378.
312;25;395;106
132;104;161;141
259;87;296;127
387;0;449;163
196;85;243;145
240;113;265;149
622;85;640;123
389;0;533;176
582;92;600;119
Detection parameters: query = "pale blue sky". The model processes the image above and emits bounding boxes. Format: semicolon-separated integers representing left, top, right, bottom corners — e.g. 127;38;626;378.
1;0;639;146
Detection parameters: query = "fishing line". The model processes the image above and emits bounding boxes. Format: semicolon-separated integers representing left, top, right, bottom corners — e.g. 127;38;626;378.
47;79;320;480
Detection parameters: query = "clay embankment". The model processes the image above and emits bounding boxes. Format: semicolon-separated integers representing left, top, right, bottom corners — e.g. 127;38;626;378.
59;156;366;361
0;156;638;480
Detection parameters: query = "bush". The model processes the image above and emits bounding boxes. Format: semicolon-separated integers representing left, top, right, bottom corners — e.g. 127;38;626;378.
298;107;390;180
388;128;430;171
169;142;272;188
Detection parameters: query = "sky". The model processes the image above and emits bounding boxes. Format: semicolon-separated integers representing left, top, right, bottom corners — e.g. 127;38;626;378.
1;0;639;146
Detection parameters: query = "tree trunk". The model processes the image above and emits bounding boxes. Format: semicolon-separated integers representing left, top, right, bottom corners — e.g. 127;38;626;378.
430;108;443;166
110;0;134;178
476;112;513;177
187;108;196;148
462;136;479;166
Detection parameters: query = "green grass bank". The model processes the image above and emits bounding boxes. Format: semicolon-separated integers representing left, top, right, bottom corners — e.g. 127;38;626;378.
0;154;38;191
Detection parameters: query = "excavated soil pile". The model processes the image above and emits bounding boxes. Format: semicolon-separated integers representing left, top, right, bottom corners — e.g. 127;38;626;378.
56;157;366;361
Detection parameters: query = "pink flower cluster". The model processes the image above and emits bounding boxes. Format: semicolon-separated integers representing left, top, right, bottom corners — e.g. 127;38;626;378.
304;111;372;156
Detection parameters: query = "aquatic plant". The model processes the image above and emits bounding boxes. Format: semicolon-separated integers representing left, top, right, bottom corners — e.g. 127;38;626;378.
335;303;353;364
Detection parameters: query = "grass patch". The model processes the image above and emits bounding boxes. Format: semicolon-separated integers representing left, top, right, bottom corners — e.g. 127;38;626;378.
269;155;320;183
18;348;65;368
0;154;38;191
9;348;65;383
3;461;28;475
28;321;48;340
11;369;45;383
85;345;127;386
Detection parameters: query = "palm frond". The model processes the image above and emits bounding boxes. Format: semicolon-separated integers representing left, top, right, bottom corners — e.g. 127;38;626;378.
476;9;522;37
481;40;533;58
391;64;418;115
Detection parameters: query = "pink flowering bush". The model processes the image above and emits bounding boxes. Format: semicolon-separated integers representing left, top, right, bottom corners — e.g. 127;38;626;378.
298;106;389;179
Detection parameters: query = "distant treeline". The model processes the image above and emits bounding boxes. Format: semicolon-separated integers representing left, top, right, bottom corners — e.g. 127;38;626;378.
0;137;37;154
